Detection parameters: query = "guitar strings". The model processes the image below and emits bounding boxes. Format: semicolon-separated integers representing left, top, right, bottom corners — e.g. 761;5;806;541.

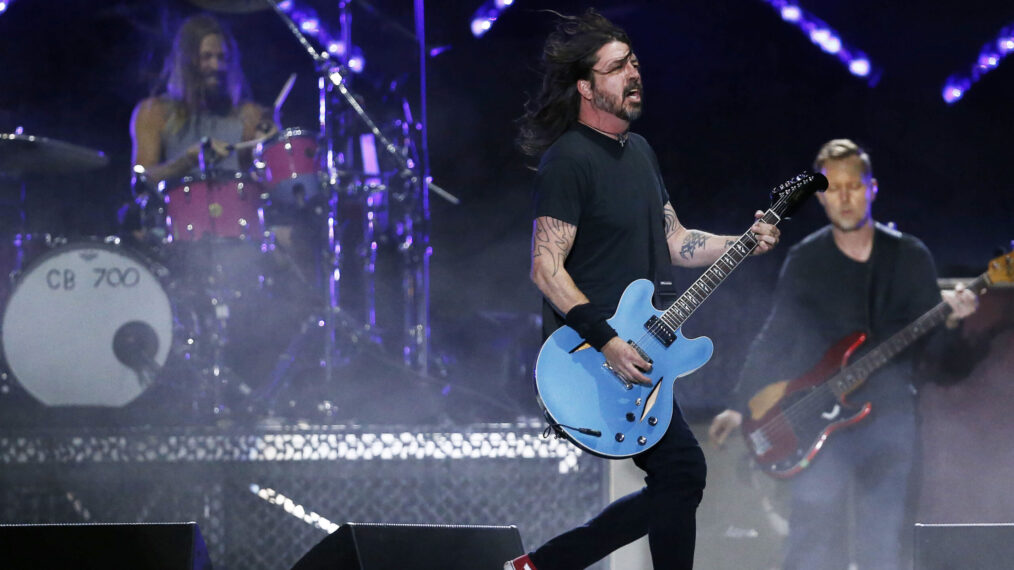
632;228;763;352
752;299;959;450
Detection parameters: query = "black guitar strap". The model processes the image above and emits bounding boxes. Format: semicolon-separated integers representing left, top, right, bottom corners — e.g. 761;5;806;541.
629;137;677;310
867;223;902;341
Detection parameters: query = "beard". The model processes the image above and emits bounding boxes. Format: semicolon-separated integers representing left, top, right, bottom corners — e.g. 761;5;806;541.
202;84;232;114
198;72;231;113
591;81;643;122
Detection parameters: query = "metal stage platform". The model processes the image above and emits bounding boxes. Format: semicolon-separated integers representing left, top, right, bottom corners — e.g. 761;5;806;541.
0;421;606;569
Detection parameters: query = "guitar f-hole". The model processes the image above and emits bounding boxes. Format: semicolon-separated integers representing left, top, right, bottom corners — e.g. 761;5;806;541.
640;377;663;423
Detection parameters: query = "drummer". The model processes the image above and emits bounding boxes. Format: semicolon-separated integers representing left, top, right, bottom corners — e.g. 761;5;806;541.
130;12;327;304
131;13;276;185
128;12;322;274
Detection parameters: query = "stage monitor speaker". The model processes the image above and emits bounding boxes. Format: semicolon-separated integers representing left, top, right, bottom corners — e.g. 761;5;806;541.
915;523;1014;570
290;523;524;570
0;521;212;569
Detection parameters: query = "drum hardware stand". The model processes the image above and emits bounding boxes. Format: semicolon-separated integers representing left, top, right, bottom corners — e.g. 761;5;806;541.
266;0;459;394
186;141;259;420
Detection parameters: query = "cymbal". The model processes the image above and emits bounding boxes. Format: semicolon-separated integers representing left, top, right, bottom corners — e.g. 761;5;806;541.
0;133;110;177
185;0;272;13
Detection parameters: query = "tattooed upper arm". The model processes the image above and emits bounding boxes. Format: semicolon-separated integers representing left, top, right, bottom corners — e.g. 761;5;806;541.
663;203;681;240
532;216;576;277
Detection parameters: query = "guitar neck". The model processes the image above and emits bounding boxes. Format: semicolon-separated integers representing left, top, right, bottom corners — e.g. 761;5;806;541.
659;210;781;331
828;272;990;397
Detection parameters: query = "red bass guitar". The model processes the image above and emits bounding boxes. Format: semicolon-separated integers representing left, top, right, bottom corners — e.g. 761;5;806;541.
742;251;1013;478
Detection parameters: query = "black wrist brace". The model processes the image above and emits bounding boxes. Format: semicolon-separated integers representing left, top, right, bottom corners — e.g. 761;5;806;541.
565;303;618;351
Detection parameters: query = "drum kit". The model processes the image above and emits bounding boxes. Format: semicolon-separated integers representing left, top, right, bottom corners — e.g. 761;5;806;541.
0;1;456;424
0;129;307;419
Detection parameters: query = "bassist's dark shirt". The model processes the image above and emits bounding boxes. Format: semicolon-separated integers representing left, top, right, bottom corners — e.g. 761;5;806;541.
733;223;944;416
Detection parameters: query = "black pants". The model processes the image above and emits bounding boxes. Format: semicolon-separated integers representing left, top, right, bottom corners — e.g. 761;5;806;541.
530;417;707;570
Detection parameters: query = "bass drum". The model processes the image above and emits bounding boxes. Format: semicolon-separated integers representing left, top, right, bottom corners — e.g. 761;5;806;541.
1;239;173;407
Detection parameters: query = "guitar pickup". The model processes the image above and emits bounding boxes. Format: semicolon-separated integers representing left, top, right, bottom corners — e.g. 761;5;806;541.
644;316;676;347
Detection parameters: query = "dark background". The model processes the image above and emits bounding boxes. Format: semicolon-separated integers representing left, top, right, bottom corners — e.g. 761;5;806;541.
1;0;1011;423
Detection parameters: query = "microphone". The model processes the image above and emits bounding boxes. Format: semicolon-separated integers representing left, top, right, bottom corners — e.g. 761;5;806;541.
113;321;160;389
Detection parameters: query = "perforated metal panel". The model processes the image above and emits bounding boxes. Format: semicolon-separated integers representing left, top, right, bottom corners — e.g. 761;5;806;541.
0;423;605;569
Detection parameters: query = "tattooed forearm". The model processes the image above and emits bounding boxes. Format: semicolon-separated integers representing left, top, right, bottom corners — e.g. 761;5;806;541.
679;231;709;260
532;218;576;276
725;239;737;250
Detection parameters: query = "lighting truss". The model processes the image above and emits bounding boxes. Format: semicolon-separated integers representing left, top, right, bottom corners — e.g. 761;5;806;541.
470;0;515;38
942;22;1014;104
760;0;879;85
276;0;365;72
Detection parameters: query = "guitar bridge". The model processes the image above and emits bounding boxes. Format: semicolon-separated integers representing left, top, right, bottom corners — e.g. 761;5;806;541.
602;341;652;391
628;340;652;363
602;361;634;390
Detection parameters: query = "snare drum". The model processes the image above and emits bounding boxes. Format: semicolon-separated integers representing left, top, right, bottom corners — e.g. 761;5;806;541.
254;128;325;207
162;171;264;241
1;239;174;407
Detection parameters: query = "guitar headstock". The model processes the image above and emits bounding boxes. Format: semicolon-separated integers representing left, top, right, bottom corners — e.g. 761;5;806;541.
769;172;828;219
986;249;1014;287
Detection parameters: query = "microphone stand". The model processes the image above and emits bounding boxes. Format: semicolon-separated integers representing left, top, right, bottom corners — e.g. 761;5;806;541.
263;0;456;389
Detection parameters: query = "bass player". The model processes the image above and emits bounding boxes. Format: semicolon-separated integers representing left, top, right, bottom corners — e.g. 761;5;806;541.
708;138;979;570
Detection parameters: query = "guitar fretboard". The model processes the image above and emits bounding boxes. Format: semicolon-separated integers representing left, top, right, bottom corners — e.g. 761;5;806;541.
827;273;989;397
657;210;778;333
651;172;822;338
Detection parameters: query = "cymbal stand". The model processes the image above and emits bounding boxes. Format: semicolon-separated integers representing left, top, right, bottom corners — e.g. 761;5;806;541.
265;0;458;386
2;128;32;278
259;1;458;411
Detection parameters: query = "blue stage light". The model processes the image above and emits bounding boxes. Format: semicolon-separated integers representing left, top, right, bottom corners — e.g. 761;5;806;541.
471;15;494;38
780;5;801;22
761;0;878;86
942;22;1014;104
348;46;365;74
848;58;871;77
470;0;514;39
942;77;969;104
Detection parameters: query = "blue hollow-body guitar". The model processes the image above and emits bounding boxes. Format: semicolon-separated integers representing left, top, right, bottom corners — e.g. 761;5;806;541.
534;172;826;458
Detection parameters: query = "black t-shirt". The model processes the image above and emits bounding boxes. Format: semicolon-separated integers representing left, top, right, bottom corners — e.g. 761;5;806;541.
534;124;671;338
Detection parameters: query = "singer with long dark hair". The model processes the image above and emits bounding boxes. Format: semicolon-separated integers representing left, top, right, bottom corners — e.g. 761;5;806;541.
506;9;781;570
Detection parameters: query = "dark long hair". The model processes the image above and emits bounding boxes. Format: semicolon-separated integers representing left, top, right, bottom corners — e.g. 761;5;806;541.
516;9;632;157
160;14;247;129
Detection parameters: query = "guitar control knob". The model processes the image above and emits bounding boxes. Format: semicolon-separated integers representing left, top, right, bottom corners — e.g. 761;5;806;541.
637;436;647;445
615;433;625;442
647;416;658;426
626;412;635;422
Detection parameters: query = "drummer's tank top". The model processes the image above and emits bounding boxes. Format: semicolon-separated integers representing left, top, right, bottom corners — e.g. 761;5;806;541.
161;110;244;176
